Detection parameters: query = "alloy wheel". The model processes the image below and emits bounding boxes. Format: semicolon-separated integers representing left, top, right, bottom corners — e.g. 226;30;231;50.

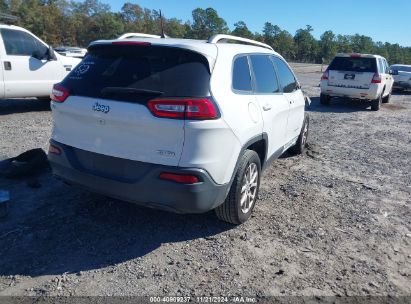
240;163;258;214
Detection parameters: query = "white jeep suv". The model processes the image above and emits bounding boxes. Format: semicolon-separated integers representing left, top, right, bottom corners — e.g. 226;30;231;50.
320;53;394;111
48;34;309;224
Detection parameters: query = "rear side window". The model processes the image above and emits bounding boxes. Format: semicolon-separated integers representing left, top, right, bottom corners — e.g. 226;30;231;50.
232;56;252;91
378;58;389;74
62;45;211;101
0;28;48;56
250;55;279;94
272;56;298;93
328;57;377;73
378;58;388;74
383;59;389;74
377;59;384;73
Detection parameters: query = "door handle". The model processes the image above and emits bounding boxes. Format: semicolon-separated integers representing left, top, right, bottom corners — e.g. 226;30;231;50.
262;104;272;111
4;61;11;70
289;100;295;104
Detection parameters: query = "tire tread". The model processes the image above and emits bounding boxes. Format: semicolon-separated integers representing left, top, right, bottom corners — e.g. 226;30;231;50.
289;114;309;155
215;150;260;224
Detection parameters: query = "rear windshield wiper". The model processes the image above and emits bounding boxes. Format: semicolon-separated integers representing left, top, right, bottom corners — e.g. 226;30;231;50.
101;87;164;97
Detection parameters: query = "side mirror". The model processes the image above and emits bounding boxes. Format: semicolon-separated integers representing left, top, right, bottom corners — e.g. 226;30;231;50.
31;50;44;60
47;46;57;61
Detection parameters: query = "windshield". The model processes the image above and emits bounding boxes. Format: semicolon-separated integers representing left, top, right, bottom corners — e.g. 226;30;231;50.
328;57;377;73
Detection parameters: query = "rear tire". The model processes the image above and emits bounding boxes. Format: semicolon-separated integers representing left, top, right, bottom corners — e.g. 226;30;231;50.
215;150;261;225
320;93;330;105
289;114;309;155
371;95;382;111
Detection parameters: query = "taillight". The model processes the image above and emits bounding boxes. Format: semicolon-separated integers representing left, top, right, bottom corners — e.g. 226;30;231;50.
371;73;381;84
159;172;199;184
321;70;329;81
147;98;218;120
51;84;69;103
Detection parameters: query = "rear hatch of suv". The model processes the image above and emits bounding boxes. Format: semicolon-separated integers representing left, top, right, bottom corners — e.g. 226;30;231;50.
51;42;212;166
328;56;377;89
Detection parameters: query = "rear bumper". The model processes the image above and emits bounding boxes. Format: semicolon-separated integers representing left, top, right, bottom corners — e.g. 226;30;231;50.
48;140;229;214
320;82;379;100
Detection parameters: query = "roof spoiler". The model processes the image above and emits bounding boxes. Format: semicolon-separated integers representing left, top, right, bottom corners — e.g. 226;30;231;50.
117;33;162;39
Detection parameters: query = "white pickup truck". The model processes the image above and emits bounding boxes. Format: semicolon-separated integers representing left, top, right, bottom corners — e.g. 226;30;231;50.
0;24;81;100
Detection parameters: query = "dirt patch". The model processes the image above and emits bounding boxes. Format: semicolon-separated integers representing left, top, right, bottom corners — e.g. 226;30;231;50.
383;104;407;111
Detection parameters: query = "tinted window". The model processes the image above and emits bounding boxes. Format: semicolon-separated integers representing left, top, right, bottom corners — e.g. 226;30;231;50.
391;65;411;72
383;59;389;73
379;58;388;74
232;56;252;91
62;45;211;101
328;57;377;73
272;56;298;93
377;59;384;73
250;55;279;93
0;29;47;56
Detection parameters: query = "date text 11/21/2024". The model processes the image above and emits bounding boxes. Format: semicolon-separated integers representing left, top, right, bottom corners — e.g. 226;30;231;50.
149;296;257;303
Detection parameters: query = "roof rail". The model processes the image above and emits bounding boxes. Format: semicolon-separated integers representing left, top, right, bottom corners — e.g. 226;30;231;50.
118;33;161;39
208;34;273;51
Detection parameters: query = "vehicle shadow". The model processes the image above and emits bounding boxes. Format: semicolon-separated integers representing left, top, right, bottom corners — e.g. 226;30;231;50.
0;173;233;277
0;98;50;115
308;96;372;113
392;90;411;96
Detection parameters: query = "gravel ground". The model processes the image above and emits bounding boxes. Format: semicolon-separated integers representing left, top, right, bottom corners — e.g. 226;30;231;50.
0;63;410;299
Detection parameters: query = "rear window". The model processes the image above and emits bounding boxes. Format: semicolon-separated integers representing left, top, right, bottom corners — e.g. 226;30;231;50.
62;45;211;101
328;57;377;73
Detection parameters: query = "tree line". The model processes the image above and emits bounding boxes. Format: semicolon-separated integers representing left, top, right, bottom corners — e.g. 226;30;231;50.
1;0;410;64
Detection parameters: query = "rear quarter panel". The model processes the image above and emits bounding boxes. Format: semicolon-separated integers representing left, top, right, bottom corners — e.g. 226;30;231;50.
179;119;241;185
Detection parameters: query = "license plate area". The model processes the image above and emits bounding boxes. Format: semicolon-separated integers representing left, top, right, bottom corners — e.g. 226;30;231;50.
71;147;152;182
344;73;356;80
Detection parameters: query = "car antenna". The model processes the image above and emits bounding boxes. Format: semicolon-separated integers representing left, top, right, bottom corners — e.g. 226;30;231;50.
159;10;166;38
